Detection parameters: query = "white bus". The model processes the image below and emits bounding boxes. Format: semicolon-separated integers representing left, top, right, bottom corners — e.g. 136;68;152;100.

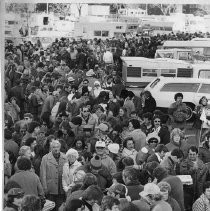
121;57;210;88
74;19;139;39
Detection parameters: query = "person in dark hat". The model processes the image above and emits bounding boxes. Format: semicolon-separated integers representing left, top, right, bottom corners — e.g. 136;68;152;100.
4;188;24;211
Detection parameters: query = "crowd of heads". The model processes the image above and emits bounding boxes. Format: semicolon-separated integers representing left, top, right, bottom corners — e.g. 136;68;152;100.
4;31;210;211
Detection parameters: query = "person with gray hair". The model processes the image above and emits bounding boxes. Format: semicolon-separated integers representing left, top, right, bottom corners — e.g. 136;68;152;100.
40;139;67;211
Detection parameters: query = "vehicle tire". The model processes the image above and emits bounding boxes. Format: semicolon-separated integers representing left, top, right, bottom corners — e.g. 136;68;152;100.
185;103;195;122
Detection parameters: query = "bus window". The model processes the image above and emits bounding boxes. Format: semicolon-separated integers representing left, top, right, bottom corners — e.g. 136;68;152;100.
179;52;192;61
177;68;193;77
127;67;141;77
142;69;158;77
102;31;109;37
161;69;176;77
199;70;210;79
94;31;101;36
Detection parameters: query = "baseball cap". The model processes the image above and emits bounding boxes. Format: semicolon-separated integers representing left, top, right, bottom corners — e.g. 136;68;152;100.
97;123;109;132
8;188;24;198
140;183;160;198
108;143;119;154
95;140;106;148
24;113;33;119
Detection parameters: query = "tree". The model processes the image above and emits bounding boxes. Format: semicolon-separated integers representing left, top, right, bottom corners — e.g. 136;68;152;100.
76;3;83;17
36;3;47;12
148;4;177;15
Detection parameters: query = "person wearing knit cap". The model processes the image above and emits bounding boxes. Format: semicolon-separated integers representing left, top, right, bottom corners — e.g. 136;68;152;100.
62;148;82;193
136;132;160;165
89;155;113;191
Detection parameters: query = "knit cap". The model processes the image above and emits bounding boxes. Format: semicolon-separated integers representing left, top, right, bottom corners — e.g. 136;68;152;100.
90;155;102;170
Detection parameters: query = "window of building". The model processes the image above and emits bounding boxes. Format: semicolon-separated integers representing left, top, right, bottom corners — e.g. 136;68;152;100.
102;31;109;37
94;31;101;36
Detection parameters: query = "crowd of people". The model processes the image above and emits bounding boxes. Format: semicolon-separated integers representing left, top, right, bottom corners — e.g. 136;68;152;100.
4;32;210;211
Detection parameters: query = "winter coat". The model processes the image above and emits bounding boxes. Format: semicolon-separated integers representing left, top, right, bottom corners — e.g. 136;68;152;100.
126;181;144;201
163;176;185;211
166;139;190;159
40;152;66;195
180;158;205;200
9;170;44;197
199;143;210;164
122;148;138;164
62;160;82;193
160;156;177;176
136;145;155;165
192;194;210;211
143;96;156;114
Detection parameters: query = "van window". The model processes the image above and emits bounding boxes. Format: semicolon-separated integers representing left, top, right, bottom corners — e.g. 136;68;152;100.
142;69;158;77
127;67;141;77
160;69;176;77
199;70;210;79
160;83;200;92
198;84;210;94
177;68;193;77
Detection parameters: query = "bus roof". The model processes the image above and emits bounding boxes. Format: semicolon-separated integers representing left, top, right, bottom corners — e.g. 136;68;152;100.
163;41;210;48
121;57;192;68
156;48;192;52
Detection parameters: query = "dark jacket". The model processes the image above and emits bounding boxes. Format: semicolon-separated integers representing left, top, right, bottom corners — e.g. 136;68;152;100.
167;197;181;211
158;125;170;145
180;158;205;200
198;143;210;164
29;94;39;116
143;96;156;114
163;176;185;211
147;153;160;163
126;181;144;201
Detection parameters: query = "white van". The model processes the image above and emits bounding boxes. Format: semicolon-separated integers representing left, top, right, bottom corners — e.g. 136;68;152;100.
144;77;210;120
121;57;210;88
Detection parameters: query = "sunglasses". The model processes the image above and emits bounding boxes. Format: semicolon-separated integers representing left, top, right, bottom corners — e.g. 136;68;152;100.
149;141;158;144
24;118;30;120
96;147;105;149
83;110;89;113
154;120;161;123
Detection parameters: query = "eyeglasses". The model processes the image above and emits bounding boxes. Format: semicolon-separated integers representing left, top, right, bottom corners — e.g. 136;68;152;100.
154;120;161;123
83;110;89;113
24;118;30;120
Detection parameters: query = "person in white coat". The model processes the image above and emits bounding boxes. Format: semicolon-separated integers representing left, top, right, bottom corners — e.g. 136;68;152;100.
62;148;82;194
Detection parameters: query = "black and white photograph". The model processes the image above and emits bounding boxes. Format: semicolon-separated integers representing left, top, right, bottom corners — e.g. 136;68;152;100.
2;0;210;210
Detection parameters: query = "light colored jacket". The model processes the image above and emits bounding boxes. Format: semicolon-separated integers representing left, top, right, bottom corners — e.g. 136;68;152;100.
62;160;81;193
40;152;66;195
122;148;138;165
